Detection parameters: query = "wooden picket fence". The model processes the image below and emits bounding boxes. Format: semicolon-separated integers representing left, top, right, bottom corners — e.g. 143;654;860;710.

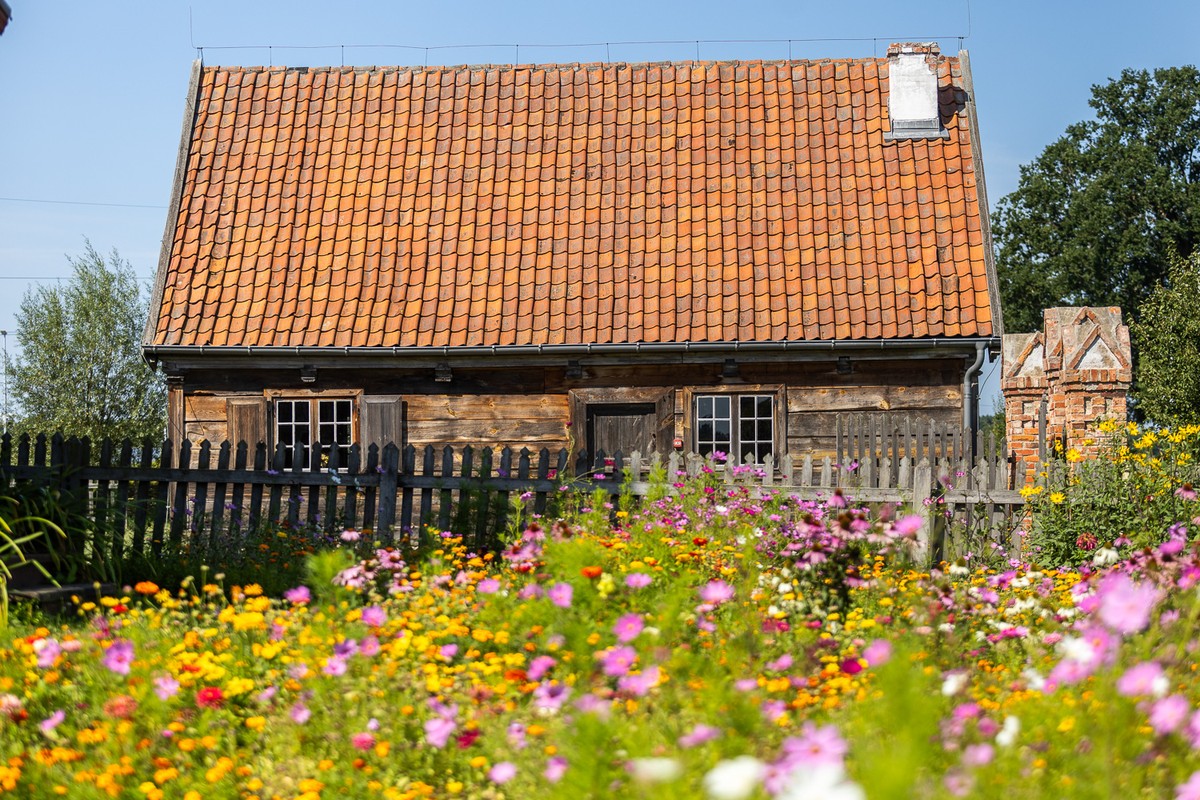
0;423;1026;579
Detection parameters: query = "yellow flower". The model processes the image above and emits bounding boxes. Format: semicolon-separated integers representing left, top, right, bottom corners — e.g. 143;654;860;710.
1049;492;1065;504
1065;448;1083;463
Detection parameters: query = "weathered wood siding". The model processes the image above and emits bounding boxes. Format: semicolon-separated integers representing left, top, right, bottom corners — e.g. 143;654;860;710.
173;357;967;458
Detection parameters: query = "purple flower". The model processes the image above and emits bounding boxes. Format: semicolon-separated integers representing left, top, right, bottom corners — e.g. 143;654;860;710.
360;636;381;658
102;639;135;675
489;762;517;784
698;580;735;605
533;681;572;712
153;675;180;701
323;656;348;676
548;582;574;608
283;586;311;605
613;614;644;643
333;639;359;658
601;645;638;677
439;643;459;661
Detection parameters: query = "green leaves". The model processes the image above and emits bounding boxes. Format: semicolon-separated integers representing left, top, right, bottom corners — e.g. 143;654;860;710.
1132;251;1200;425
994;66;1200;334
10;241;166;442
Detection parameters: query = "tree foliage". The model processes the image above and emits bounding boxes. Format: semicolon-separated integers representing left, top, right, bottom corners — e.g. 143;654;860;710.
10;243;165;442
994;66;1200;333
1132;250;1200;426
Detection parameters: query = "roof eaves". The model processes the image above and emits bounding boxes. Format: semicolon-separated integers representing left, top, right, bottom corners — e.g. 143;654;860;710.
144;59;203;354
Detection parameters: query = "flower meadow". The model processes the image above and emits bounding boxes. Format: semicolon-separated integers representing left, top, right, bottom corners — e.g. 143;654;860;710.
3;470;1200;799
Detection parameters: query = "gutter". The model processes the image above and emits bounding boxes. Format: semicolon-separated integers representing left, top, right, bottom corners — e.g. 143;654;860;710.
145;336;1001;364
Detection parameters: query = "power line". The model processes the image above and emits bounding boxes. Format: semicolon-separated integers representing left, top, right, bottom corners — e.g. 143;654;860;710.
0;196;166;210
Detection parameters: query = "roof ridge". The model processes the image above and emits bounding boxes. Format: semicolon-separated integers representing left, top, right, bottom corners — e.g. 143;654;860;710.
201;54;960;75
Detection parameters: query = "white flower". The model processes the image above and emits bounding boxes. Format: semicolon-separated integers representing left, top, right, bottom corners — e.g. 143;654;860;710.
1021;668;1046;692
628;757;683;784
1093;547;1120;566
941;671;968;696
1059;636;1099;665
703;756;766;800
995;715;1020;747
776;764;866;800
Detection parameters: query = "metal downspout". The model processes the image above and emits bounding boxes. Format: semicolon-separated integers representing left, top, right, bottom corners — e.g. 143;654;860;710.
962;342;987;437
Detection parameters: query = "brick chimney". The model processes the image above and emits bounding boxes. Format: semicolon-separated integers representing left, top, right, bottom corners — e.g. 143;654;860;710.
886;42;945;140
1002;307;1132;484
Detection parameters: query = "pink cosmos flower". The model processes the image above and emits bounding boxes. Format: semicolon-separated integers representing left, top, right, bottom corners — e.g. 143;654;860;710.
1150;695;1192;735
862;639;892;667
39;710;65;734
545;756;568;783
679;723;721;748
283;586;311;605
1096;573;1162;635
962;743;994;767
528;655;556;681
323;656;348;677
1117;661;1168;698
533;681;571;712
360;605;387;627
892;514;924;538
351;732;376;751
698;579;735;605
1177;771;1200;800
601;645;638;676
780;722;849;768
625;573;652;588
489;762;517;784
290;703;311;724
477;578;500;594
424;717;456;748
101;639;135;675
548;582;574;608
34;638;61;669
153;675;180;700
618;665;661;696
613;614;644;643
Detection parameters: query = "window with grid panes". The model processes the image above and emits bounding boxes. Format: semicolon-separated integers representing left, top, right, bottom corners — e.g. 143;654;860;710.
275;398;354;468
694;394;774;464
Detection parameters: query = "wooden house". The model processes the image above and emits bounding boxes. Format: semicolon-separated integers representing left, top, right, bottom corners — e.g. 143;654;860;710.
144;42;1002;467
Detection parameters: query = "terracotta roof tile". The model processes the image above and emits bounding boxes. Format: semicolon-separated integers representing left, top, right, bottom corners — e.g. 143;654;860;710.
153;54;996;349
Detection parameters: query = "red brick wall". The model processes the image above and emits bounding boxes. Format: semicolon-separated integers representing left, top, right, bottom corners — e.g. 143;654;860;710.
1002;307;1131;484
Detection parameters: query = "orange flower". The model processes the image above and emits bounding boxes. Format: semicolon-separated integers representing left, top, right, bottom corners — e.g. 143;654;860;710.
134;581;160;595
581;566;603;580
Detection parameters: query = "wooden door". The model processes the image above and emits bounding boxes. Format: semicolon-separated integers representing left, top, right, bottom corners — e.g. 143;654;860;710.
586;403;657;458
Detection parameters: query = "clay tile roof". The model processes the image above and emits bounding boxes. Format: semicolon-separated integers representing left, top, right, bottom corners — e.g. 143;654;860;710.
149;53;998;350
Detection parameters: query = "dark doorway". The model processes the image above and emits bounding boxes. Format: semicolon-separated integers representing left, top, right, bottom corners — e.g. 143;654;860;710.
586;403;657;457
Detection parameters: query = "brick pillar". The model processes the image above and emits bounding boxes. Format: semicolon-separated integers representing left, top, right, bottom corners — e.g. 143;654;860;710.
1002;307;1131;485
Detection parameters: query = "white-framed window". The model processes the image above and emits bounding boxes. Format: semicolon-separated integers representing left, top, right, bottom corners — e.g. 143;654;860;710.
694;393;775;463
275;398;354;468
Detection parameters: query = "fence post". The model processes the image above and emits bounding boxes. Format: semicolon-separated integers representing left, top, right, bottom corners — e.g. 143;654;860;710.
375;443;400;541
912;457;934;565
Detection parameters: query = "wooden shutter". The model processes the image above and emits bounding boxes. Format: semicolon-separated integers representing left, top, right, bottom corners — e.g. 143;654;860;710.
360;395;405;449
227;397;269;449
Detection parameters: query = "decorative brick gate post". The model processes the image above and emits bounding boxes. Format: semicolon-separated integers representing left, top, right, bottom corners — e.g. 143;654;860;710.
1002;307;1132;485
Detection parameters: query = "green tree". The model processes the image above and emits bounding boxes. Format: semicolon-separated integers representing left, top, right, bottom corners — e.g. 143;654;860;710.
10;243;165;442
994;66;1200;333
1132;250;1200;425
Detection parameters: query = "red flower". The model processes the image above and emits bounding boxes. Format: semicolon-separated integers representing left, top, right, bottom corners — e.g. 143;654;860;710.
581;566;603;580
840;658;864;675
456;729;481;749
196;686;224;709
692;537;709;547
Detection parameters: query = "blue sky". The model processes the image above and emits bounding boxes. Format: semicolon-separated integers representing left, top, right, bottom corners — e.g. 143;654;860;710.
0;0;1197;413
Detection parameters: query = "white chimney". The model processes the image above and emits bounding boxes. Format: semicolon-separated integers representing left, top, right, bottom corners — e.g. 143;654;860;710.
886;42;945;139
